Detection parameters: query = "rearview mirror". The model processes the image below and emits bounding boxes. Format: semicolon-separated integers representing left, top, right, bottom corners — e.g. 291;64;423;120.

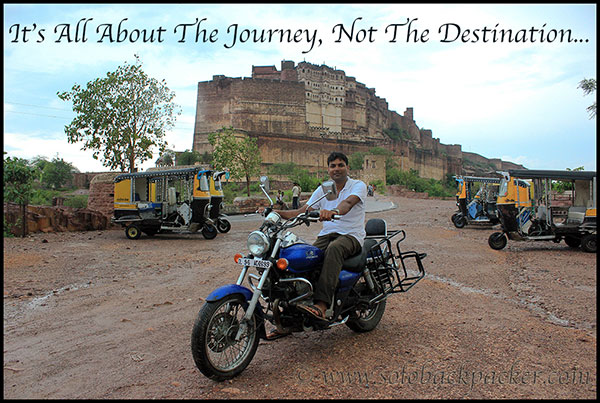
321;180;337;201
260;176;270;192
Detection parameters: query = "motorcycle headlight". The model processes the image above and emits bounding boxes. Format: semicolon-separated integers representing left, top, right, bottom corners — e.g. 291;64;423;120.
247;231;270;257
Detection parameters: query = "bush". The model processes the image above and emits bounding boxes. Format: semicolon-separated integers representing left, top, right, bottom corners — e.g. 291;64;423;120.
370;179;386;194
386;168;454;197
64;195;88;208
4;217;15;238
30;188;61;205
269;162;326;193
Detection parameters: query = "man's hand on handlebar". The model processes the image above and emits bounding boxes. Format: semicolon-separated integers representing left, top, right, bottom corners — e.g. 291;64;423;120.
318;209;338;222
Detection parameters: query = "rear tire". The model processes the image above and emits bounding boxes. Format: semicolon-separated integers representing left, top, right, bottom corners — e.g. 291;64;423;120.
346;299;386;333
564;236;581;248
346;277;387;332
488;232;507;250
581;234;597;253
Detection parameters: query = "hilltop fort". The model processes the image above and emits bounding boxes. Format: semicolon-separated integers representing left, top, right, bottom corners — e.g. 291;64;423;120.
192;60;523;180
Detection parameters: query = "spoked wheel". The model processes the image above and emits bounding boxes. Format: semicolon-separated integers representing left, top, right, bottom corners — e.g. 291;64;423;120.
191;295;260;381
488;232;507;250
346;278;387;333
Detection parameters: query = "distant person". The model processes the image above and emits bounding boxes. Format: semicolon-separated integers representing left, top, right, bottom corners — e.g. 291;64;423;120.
291;182;301;209
276;190;286;209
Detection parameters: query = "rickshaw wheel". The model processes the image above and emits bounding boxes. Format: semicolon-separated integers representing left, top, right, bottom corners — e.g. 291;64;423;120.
125;224;142;240
202;224;218;240
453;214;467;228
488;232;507;250
217;219;231;233
564;236;581;248
580;234;597;253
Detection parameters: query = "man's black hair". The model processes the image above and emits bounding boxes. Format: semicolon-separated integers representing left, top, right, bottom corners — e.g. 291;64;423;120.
327;152;348;165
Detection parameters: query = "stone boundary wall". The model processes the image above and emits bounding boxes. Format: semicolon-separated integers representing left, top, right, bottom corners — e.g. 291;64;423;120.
4;202;110;236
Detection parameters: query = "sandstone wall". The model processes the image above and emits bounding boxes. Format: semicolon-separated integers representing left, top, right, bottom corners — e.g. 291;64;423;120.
193;60;523;182
4;202;110;235
193;76;307;154
87;172;122;218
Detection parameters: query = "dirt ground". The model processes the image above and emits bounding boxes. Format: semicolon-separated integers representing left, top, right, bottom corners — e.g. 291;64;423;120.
3;195;596;399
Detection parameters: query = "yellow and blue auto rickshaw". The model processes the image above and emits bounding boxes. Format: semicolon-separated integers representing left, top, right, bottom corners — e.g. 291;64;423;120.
208;170;231;233
488;169;596;252
452;175;501;228
111;166;218;239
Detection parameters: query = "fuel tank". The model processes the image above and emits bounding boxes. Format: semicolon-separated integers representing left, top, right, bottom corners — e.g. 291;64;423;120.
280;243;324;274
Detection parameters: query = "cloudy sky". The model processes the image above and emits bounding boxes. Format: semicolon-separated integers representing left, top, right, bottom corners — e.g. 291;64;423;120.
4;3;597;173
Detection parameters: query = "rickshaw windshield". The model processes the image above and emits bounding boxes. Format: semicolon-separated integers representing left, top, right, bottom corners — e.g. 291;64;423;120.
198;175;209;192
498;179;509;197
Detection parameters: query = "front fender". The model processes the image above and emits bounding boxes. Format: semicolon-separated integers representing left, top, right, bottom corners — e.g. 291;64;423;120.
205;284;253;302
204;283;266;340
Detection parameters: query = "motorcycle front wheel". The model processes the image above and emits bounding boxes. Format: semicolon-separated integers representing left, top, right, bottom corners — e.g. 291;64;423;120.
191;294;260;381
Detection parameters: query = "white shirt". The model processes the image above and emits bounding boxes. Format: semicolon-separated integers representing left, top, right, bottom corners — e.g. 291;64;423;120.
306;177;367;245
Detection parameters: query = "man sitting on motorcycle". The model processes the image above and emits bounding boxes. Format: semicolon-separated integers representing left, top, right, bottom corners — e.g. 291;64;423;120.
266;151;367;321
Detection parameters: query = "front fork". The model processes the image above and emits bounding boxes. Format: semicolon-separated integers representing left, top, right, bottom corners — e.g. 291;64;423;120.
234;266;270;341
234;239;281;340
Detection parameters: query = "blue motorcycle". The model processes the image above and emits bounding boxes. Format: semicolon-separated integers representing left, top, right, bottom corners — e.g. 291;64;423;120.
191;178;426;381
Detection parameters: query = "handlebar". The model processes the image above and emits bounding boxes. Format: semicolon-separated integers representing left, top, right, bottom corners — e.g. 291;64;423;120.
300;210;340;222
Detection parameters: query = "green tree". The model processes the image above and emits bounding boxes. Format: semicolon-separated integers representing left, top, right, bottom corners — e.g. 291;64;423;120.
268;162;326;193
41;157;75;189
156;149;175;167
208;127;262;196
348;152;366;171
58;54;181;172
29;155;50;181
4;154;36;237
552;166;585;193
578;78;596;119
176;149;204;166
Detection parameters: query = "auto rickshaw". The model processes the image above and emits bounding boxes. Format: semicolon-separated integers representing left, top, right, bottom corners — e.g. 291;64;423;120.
111;166;218;239
208;170;231;233
451;175;501;228
488;169;596;252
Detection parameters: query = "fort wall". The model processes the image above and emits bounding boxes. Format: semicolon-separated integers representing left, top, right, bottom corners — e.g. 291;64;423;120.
193;60;521;181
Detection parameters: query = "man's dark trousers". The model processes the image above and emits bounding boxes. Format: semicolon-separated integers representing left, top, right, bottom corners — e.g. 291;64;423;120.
312;233;361;306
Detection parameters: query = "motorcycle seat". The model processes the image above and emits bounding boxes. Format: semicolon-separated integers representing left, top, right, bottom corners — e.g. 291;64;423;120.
342;239;375;273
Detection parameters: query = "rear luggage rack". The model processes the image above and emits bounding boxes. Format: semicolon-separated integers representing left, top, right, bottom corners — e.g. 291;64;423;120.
365;229;426;296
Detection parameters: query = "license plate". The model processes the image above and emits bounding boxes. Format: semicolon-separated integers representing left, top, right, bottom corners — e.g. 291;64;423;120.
238;258;272;269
